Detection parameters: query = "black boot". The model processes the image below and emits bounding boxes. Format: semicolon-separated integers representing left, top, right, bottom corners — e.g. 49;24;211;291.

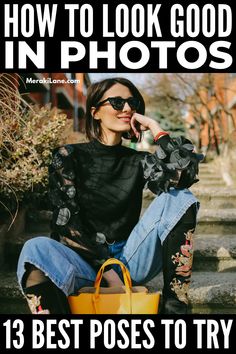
161;205;197;314
24;280;71;314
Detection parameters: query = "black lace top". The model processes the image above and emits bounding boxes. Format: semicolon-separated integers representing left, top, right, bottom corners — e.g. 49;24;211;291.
48;135;203;269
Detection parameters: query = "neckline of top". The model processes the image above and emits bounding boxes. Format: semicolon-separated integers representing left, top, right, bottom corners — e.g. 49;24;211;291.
91;138;123;151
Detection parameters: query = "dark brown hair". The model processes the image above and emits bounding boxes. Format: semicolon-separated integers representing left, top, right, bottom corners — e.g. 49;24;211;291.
85;77;145;142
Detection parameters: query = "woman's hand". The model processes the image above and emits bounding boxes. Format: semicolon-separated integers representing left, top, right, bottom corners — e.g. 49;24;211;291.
103;269;124;287
130;113;164;139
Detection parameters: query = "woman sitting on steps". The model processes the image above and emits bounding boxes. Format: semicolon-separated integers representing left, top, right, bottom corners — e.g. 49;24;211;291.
17;77;203;314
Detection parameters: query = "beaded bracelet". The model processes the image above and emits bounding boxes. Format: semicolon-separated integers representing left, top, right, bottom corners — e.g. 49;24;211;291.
153;131;169;142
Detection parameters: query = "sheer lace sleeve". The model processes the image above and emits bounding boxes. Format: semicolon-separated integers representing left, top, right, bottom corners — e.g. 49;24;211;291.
48;145;109;268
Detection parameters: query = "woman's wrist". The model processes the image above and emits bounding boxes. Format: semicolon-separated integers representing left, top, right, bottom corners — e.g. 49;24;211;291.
148;119;165;137
153;131;170;142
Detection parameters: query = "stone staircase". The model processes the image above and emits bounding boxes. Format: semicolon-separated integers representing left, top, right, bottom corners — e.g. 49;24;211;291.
0;162;235;314
146;162;236;314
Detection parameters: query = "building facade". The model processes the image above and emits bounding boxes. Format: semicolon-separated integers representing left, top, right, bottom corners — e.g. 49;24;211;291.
17;72;90;134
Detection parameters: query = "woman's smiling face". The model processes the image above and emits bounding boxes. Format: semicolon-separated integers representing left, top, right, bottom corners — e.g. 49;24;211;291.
92;83;137;136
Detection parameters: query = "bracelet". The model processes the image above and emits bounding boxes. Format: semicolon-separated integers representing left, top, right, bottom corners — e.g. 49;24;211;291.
153;131;169;142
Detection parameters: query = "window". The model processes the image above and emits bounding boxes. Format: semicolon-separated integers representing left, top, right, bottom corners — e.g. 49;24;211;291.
65;73;73;80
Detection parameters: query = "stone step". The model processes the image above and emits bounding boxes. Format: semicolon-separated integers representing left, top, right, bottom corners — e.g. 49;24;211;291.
146;271;236;314
193;163;227;186
190;187;236;209
199;163;217;172
198;166;217;172
198;176;223;183
142;188;236;210
198;172;218;180
196;208;236;234
198;173;218;180
142;200;236;234
190;271;236;311
196;180;226;187
193;234;236;272
0;270;235;314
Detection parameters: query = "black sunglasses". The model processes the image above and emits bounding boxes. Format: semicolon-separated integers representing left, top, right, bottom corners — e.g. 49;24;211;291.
95;96;140;111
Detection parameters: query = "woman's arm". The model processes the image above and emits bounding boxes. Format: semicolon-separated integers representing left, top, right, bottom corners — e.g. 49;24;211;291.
130;113;163;138
48;145;109;268
130;113;204;194
103;269;124;287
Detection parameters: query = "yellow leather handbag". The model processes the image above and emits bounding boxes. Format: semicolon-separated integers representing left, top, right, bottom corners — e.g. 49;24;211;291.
68;258;160;314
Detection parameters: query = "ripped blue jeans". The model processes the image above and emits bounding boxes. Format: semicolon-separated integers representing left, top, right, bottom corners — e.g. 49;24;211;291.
17;188;199;295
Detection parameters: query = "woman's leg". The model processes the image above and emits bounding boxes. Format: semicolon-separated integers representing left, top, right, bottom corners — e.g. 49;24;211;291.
161;205;196;314
23;272;72;314
17;236;97;314
118;188;199;313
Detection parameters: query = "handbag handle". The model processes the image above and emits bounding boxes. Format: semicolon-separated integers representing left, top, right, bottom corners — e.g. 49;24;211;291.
94;258;132;296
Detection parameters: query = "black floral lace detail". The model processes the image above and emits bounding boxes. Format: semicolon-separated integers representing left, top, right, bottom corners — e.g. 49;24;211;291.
142;136;203;194
48;145;109;268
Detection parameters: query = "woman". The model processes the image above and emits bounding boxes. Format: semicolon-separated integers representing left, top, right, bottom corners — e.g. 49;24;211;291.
17;77;203;314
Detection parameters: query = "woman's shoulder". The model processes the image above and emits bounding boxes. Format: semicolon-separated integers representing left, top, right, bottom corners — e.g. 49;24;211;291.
53;141;93;154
